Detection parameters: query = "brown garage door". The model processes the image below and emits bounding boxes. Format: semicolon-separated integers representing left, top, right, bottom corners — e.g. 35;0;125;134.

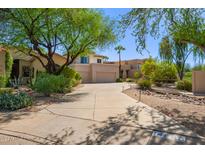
96;72;116;83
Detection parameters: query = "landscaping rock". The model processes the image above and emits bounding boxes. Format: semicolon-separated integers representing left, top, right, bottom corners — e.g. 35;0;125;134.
123;87;205;137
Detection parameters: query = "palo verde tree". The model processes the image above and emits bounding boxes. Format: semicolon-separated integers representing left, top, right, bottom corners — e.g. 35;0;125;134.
159;36;203;80
120;9;205;55
114;45;125;78
0;9;116;74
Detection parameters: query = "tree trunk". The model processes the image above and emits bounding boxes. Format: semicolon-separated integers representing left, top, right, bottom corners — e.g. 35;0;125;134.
119;52;122;78
177;63;185;80
179;71;184;80
46;59;56;74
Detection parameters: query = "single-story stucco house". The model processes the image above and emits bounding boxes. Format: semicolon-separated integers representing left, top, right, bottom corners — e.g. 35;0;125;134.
0;47;119;83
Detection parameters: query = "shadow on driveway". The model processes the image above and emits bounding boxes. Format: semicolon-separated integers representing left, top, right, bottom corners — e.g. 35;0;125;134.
0;112;31;124
1;99;205;144
76;106;205;145
0;92;89;124
35;92;89;104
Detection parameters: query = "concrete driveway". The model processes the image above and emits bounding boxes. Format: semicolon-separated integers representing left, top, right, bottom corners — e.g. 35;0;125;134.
0;83;204;144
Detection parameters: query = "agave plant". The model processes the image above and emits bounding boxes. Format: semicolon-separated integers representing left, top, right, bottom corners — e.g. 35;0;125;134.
9;77;22;89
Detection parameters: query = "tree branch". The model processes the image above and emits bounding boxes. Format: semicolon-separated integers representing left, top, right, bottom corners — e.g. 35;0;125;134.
180;39;205;52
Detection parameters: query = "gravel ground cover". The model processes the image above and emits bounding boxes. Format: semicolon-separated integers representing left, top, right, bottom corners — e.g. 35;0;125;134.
123;87;205;137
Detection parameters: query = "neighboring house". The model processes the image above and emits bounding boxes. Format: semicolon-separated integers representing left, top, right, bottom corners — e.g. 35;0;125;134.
0;47;119;83
105;59;147;78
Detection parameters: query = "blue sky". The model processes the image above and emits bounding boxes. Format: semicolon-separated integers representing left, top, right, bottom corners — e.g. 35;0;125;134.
96;8;203;67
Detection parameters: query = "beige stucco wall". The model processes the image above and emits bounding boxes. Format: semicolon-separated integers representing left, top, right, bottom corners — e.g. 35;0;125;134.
31;54;67;79
114;59;145;78
3;48;118;83
52;54;67;66
32;54;66;67
91;64;119;83
71;63;119;83
74;54;104;64
128;69;138;78
0;51;5;76
89;54;103;64
115;59;145;66
31;58;119;83
70;64;92;83
192;71;205;94
31;59;45;79
89;54;97;63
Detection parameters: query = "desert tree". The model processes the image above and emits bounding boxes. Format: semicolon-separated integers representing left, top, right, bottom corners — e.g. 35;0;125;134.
120;8;205;54
0;9;116;74
159;36;205;80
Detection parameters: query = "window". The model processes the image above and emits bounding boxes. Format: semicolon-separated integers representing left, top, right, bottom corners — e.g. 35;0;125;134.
136;64;141;70
22;66;30;77
97;59;102;63
80;56;89;64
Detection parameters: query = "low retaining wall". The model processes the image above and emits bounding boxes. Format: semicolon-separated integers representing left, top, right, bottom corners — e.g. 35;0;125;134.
192;71;205;95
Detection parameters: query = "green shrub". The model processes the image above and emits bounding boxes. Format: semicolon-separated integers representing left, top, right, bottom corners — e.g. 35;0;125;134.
192;65;205;71
0;88;13;94
116;78;123;82
137;79;152;90
33;73;72;96
126;78;134;82
72;80;81;87
176;80;192;92
134;72;142;80
184;71;192;82
72;72;82;87
141;57;157;79
61;67;81;87
0;92;33;111
152;62;177;83
5;50;13;84
0;75;6;88
75;72;82;81
61;67;76;79
0;50;14;87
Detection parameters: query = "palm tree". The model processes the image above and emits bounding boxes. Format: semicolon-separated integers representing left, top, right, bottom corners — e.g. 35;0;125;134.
103;56;109;62
115;45;125;78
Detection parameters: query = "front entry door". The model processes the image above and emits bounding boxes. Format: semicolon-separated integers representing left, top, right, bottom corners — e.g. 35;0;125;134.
11;59;20;79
